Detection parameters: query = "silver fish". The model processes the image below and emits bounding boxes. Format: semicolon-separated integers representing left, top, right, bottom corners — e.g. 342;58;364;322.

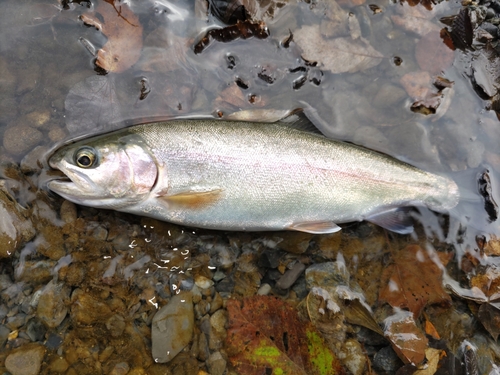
47;119;459;234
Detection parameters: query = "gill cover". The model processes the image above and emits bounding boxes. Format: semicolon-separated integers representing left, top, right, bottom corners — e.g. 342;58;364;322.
48;139;157;208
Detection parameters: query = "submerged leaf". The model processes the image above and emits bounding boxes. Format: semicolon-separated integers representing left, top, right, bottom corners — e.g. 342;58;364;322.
80;0;143;73
383;309;428;365
379;245;452;318
226;296;344;375
293;25;383;74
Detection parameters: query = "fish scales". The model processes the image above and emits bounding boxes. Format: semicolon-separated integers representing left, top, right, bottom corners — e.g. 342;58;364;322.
47;119;459;234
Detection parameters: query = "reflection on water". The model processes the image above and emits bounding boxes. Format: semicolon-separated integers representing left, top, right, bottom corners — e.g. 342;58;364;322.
1;0;500;373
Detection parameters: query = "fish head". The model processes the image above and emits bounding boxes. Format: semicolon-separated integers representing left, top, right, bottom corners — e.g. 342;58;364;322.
47;134;158;209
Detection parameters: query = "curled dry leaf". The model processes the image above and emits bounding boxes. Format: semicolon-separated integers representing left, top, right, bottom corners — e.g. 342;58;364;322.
226;296;344;375
293;25;383;74
413;348;445;375
379;245;452;318
81;0;143;73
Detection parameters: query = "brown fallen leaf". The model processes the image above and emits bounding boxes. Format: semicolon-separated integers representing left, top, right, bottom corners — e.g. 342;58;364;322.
226;296;345;375
391;4;440;37
415;31;455;75
379;245;452;318
81;0;143;73
413;348;445;375
293;25;383;74
384;309;428;365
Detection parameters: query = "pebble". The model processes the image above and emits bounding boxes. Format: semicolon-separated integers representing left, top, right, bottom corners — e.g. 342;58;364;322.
151;291;194;363
60;200;77;224
257;283;272;295
275;232;313;254
0;186;36;258
26;319;46;342
197;332;210;361
305;261;350;289
109;362;130;375
48;357;69;373
209;292;223;314
195;275;214;289
340;338;367;375
3;124;43;156
275;262;306;290
207;351;227;375
106;314;126;337
70;289;113;325
5;343;46;375
372;345;404;374
0;324;10;347
36;280;70;328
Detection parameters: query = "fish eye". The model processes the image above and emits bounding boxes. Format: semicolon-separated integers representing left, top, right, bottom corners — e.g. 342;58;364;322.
75;147;98;168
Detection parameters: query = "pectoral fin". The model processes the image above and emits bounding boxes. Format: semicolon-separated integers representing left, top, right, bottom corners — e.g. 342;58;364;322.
158;189;223;209
288;221;341;234
367;208;414;234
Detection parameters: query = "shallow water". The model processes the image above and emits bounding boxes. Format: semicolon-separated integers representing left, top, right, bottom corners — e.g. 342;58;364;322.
1;0;500;373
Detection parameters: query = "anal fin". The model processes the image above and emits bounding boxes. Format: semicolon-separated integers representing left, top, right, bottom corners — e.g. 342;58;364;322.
367;208;414;234
288;221;341;234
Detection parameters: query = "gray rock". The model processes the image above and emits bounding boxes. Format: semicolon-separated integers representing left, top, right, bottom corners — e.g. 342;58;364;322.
305;261;350;289
207;351;227;375
26;319;47;342
5;343;46;375
372;346;404;374
276;262;306;289
0;324;10;347
36;281;70;328
151;291;194;363
3;125;43;157
197;332;210;361
0;185;35;259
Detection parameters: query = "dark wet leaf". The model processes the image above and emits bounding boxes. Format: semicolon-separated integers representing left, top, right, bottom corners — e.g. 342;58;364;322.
383;310;428;365
208;0;248;24
80;0;143;73
450;8;473;51
478;170;499;222
477;303;500;341
194;20;269;54
379;245;452;318
344;299;384;337
65;75;121;135
226;296;344;375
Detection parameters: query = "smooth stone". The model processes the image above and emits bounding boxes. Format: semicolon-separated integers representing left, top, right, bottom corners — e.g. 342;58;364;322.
0;324;10;347
276;262;306;290
195;275;214;290
3;125;43;156
151;291;194;363
0;186;35;258
5;343;46;375
109;362;130;375
305;262;350;289
340;339;367;375
26;319;46;342
372;345;404;374
60;200;77;224
257;283;272;296
209;292;223;314
207;351;227;375
36;281;70;328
